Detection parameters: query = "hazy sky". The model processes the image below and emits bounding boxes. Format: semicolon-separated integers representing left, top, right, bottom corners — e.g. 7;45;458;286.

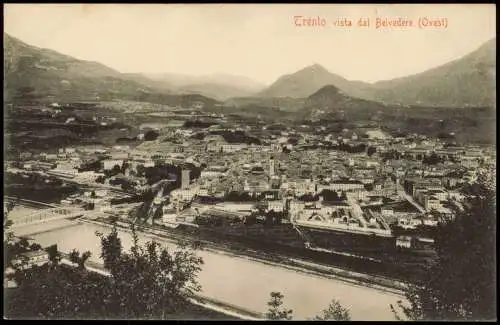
4;4;496;85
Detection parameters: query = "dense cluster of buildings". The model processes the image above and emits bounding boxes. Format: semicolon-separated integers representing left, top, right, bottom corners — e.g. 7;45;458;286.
8;119;495;252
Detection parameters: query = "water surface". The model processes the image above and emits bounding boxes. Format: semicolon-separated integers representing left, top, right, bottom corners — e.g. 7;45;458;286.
28;221;402;320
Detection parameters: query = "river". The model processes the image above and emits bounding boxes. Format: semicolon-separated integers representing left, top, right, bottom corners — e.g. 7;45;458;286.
21;220;403;320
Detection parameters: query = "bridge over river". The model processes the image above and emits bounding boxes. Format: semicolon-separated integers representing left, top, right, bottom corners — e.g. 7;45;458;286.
9;206;85;228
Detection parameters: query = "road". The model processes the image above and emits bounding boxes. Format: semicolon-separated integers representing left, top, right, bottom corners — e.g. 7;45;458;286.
347;197;368;227
397;185;426;213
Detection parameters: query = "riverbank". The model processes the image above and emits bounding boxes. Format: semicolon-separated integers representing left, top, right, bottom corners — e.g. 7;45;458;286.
82;217;406;295
26;219;403;319
57;255;262;320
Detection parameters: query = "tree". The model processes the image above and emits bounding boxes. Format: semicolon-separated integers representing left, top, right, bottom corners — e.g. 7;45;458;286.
17;237;30;251
313;299;351;321
110;164;122;176
95;224;122;274
423;153;443;165
121;162;130;174
4;201;15;217
266;292;293;320
85;202;95;211
68;249;79;266
298;194;316;202
68;249;92;270
319;189;341;201
367;146;377;157
6;222;205;319
391;182;496;321
4;206;17;272
6;260;113;319
29;243;42;251
266;210;283;225
136;164;146;177
121;180;136;192
46;244;62;265
244;213;257;226
144;130;159;141
97;224;204;318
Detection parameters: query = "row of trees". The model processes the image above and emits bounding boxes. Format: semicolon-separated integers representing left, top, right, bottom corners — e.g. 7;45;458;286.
266;292;351;320
380;150;460;165
298;190;347;202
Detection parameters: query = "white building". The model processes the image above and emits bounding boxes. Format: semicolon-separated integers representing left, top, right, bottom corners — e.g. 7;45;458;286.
201;168;228;179
214;202;256;214
111;152;129;160
267;200;284;212
75;171;105;183
162;207;178;224
282;180;316;197
222;143;248;153
103;159;124;171
318;180;364;192
170;186;200;203
14;250;50;269
396;236;412;248
143;160;155;168
424;196;441;211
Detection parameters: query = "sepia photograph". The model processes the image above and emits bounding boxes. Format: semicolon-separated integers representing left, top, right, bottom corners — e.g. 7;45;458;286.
3;3;496;321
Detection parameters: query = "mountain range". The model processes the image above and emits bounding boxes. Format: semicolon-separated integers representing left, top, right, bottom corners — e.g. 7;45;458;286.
258;38;496;108
4;33;162;102
3;32;496;109
3;33;260;103
368;38;496;107
145;73;265;100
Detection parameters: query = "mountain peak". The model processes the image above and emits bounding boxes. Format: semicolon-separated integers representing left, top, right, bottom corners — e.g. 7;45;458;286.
310;84;342;97
259;63;358;98
301;63;329;74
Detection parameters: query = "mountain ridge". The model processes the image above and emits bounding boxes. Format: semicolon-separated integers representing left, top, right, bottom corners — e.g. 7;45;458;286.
3;33;217;107
258;38;496;108
4;32;495;109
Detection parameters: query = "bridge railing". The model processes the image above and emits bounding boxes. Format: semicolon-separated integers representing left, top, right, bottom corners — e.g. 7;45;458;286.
11;207;84;226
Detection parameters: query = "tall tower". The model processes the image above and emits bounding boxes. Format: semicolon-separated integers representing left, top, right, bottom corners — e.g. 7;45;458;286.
269;157;275;177
181;169;190;189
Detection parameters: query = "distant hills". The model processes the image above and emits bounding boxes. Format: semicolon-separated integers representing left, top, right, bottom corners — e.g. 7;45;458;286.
4;32;495;109
257;38;496;108
144;73;266;100
3;33;266;103
305;85;385;112
4;33;146;101
226;81;495;144
3;33;217;107
3;32;496;144
369;38;496;107
258;64;372;100
301;84;495;145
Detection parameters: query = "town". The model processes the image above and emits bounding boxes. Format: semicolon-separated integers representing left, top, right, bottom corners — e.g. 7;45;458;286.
5;101;495;273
